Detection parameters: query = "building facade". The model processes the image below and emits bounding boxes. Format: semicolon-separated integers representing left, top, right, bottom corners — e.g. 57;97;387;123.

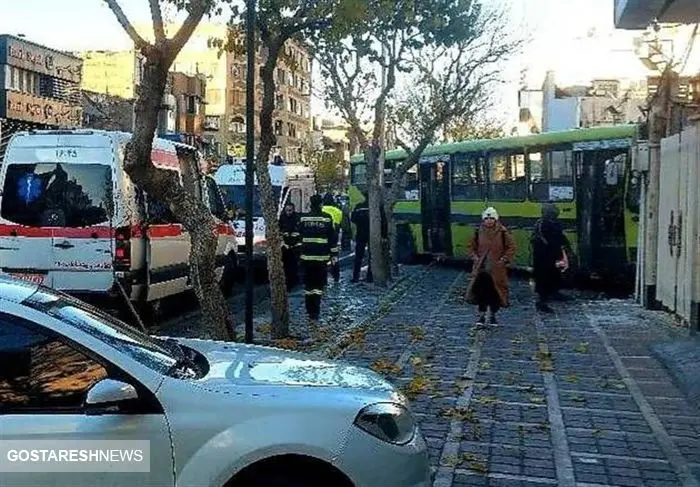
536;71;647;132
79;50;142;99
0;35;83;154
77;23;313;164
226;37;312;164
81;90;134;131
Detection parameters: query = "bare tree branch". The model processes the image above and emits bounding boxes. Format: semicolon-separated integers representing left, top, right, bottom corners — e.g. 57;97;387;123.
103;0;149;49
167;0;211;62
149;0;166;42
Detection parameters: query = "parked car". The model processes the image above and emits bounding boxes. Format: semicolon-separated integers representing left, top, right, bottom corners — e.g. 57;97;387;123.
0;275;430;487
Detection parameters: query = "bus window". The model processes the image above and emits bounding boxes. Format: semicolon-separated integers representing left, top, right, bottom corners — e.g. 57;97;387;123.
397;165;419;200
452;153;485;200
351;164;367;186
488;153;526;201
529;150;574;202
384;160;396;188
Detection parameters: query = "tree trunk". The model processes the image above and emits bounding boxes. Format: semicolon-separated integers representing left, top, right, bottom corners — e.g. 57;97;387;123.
366;147;389;286
385;195;399;274
125;50;233;341
258;40;290;338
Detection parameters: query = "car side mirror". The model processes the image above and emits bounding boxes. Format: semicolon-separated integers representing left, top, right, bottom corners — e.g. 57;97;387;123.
85;379;138;415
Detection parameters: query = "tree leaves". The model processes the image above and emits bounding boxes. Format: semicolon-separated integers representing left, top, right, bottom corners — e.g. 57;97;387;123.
371;358;401;376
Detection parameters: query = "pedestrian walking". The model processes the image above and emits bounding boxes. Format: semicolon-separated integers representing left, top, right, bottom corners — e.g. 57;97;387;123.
350;195;372;283
279;201;301;291
299;195;338;323
322;194;343;283
531;203;570;313
465;207;517;326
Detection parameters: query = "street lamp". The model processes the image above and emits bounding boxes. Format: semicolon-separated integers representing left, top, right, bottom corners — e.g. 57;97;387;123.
244;0;256;344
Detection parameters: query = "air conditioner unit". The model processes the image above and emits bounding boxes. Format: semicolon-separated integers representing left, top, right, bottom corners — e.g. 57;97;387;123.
632;142;650;172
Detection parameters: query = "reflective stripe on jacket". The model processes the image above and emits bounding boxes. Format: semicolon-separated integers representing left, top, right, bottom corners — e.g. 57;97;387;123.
299;210;338;262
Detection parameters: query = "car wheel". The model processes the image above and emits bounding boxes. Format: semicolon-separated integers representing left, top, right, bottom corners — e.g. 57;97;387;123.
241;471;344;487
227;458;353;487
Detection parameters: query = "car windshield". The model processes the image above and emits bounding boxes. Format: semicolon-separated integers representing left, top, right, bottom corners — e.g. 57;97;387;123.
22;287;177;375
219;184;281;218
1;163;113;227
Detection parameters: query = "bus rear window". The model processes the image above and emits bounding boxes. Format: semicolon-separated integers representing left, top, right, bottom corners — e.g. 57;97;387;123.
1;163;112;227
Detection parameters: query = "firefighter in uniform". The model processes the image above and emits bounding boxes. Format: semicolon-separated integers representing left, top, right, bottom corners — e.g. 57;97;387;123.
322;194;343;283
300;195;338;322
279;201;301;290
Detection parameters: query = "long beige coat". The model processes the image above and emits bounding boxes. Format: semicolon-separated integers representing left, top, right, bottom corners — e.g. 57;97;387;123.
465;223;517;307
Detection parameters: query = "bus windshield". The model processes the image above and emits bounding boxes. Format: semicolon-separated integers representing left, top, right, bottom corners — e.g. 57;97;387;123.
218;185;282;217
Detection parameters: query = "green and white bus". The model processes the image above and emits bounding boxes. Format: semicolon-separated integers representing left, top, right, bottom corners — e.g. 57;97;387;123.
349;125;641;287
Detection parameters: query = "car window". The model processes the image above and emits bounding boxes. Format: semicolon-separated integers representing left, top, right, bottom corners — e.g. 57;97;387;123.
1;163;113;227
22;288;177;375
0;314;108;413
219;184;282;218
205;177;227;219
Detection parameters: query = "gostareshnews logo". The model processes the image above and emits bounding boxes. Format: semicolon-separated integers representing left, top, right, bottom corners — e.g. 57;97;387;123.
0;440;150;473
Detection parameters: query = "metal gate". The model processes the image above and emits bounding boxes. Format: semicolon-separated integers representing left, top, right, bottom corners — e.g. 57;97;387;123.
656;124;700;324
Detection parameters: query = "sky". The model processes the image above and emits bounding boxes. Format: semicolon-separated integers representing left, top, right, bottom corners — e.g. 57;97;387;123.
0;0;671;126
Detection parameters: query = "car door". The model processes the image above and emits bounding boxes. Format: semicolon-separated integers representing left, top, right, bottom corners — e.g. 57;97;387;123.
0;312;173;487
144;192;190;301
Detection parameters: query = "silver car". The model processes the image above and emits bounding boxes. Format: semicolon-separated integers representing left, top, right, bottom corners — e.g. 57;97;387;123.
0;275;430;487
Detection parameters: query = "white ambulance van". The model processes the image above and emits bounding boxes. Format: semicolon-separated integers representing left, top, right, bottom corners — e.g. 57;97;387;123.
0;129;237;308
212;162;314;266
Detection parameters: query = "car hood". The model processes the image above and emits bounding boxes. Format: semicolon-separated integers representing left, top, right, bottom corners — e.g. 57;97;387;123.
178;338;396;393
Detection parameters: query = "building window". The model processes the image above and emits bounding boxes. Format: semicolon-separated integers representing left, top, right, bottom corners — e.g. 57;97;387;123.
274;120;284;136
232;90;245;107
186;95;197;115
230;116;245;134
287;123;297;139
204;115;220;131
275;94;283;108
290;98;298;115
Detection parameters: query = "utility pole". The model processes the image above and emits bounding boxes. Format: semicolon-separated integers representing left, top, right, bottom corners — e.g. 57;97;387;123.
244;0;256;343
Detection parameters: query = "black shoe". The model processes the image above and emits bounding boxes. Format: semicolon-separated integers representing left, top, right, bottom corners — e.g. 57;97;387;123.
536;302;554;313
488;315;499;327
350;277;359;283
366;277;374;283
476;315;486;326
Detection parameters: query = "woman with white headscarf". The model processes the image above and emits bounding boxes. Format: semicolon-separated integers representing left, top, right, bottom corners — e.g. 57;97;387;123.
465;207;517;326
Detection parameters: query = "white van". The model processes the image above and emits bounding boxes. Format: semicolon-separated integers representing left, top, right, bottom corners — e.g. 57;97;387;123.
0;129;237;309
212;162;315;264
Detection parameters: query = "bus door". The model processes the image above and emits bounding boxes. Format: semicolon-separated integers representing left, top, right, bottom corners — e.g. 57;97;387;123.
576;148;628;278
420;155;452;255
